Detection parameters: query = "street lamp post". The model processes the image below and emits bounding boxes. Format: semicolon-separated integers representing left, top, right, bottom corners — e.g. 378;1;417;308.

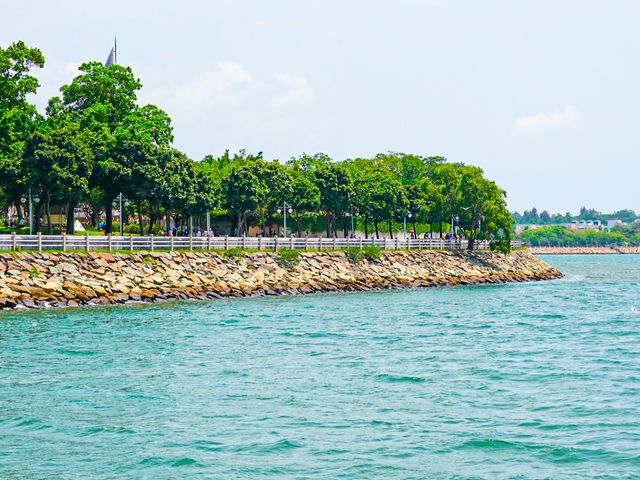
112;192;129;236
276;202;293;237
404;212;412;239
451;215;459;235
20;189;40;235
345;211;358;237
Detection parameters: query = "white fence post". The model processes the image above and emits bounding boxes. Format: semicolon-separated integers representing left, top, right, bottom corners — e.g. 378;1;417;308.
274;236;279;252
129;234;134;252
85;234;90;252
11;232;17;251
61;233;66;252
107;234;112;251
150;234;154;252
224;235;229;250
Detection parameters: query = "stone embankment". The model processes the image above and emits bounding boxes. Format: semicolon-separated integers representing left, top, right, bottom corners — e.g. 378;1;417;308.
0;250;562;310
529;246;640;255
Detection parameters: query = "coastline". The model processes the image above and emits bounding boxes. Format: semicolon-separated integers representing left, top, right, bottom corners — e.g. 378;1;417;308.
0;250;561;311
528;246;640;255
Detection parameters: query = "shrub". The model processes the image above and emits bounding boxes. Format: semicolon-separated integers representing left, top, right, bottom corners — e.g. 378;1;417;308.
150;224;165;236
362;245;381;261
124;224;141;235
345;247;364;263
276;248;301;268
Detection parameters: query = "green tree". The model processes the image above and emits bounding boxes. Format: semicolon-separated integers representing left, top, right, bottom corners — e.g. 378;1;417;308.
288;167;320;236
454;165;512;252
0;41;45;214
221;160;266;236
54;61;142;233
23;117;94;233
314;162;352;237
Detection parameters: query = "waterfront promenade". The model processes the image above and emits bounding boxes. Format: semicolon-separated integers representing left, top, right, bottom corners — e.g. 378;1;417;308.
0;234;522;252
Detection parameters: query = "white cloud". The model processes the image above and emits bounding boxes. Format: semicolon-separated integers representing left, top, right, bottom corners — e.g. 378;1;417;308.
514;106;583;137
170;61;255;113
269;74;317;108
141;61;318;136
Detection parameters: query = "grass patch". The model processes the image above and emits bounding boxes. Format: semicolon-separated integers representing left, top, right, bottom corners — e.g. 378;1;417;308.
223;247;247;259
28;266;42;278
344;245;381;263
276;249;301;268
363;245;381;261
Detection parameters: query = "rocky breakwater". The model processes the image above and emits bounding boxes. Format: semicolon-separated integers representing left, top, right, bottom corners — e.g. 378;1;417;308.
0;250;562;310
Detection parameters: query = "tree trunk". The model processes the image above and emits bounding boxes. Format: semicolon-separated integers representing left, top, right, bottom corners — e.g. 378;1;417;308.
235;212;242;236
374;221;379;239
137;207;144;236
296;216;302;237
364;218;369;238
388;220;393;239
149;213;157;234
467;233;476;250
33;200;44;233
343;218;348;238
90;207;100;229
325;215;331;237
105;197;113;234
46;196;52;234
66;201;76;235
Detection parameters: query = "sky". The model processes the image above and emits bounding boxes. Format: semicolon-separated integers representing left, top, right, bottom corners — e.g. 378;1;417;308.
2;0;639;213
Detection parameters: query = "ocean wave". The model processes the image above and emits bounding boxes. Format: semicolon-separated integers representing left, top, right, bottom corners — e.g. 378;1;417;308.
456;439;640;465
375;374;426;383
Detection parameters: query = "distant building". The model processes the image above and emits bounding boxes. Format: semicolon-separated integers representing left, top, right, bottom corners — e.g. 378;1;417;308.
514;224;542;234
569;220;602;231
607;219;622;232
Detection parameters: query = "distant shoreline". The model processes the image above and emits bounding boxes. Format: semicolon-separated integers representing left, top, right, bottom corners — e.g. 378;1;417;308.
528;246;640;255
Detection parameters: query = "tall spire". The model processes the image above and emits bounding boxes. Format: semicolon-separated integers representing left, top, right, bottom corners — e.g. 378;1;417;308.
105;37;117;67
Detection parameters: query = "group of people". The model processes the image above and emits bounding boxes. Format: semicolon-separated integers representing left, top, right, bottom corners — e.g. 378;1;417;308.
8;217;26;228
166;227;217;237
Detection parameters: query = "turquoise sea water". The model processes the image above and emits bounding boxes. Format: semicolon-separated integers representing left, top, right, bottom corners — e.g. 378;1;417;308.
1;255;639;479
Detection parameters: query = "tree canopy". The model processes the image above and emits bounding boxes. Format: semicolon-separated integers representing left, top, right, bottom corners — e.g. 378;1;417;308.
0;39;515;251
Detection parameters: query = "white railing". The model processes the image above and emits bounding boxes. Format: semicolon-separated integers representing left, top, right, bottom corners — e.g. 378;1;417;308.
0;233;522;252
